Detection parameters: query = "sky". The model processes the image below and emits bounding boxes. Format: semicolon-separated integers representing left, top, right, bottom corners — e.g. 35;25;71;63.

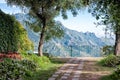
55;11;105;37
0;0;5;3
0;0;106;37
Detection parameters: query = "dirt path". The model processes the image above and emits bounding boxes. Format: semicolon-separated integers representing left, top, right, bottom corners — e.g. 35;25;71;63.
48;57;111;80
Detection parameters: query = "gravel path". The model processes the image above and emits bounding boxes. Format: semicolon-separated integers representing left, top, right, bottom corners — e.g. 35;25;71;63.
48;58;84;80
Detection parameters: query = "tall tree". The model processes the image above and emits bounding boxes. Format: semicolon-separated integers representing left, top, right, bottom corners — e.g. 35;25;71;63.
88;0;120;55
5;0;85;56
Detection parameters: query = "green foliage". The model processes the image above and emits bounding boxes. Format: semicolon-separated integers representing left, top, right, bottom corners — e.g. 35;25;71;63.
20;52;64;80
31;67;58;80
101;66;120;80
16;21;34;52
21;52;51;69
88;0;120;32
0;10;33;53
5;0;86;56
28;60;63;80
98;55;120;80
28;19;65;41
102;46;114;55
113;65;120;79
45;21;65;41
20;60;37;71
43;53;53;58
0;10;19;52
101;75;116;80
0;52;63;80
88;0;120;55
98;54;120;67
0;58;37;80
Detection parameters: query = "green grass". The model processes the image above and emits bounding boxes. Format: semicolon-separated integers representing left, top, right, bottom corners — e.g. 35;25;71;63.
20;52;64;80
100;75;114;80
100;73;120;80
96;64;114;71
30;61;63;80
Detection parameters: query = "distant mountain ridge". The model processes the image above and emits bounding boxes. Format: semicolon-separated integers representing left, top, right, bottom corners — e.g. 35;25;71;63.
14;13;115;57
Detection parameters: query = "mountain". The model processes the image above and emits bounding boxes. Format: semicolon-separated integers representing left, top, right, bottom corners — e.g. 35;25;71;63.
14;13;115;57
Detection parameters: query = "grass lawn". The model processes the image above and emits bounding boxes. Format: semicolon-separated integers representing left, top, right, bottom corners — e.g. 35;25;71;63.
30;58;65;80
21;53;65;80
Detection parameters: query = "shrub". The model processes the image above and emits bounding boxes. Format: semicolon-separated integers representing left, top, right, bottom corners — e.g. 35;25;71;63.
20;59;37;71
0;58;37;80
0;10;19;52
101;66;120;80
43;53;53;57
102;46;114;56
98;54;120;67
0;10;33;53
21;52;51;68
100;55;120;80
113;65;120;79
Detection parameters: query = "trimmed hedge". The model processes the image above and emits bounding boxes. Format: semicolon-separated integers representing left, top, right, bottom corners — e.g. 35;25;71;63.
0;10;33;53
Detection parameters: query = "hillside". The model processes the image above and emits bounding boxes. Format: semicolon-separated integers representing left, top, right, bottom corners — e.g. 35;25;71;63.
14;13;114;57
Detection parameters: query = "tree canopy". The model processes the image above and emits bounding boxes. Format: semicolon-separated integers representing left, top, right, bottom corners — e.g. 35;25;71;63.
88;0;120;33
88;0;120;55
5;0;86;56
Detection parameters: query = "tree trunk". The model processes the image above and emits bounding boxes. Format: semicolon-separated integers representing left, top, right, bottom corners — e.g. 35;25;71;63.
114;33;120;56
38;19;46;56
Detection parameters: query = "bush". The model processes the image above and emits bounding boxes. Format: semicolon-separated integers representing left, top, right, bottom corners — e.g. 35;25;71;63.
21;52;51;69
0;10;19;52
113;65;120;79
102;46;114;56
99;55;120;80
43;53;53;57
98;54;120;67
20;60;37;71
0;58;37;80
101;66;120;80
0;10;33;53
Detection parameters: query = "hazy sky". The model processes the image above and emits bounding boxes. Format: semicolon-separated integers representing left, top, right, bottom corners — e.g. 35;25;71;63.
0;0;106;37
55;11;105;37
0;0;5;3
